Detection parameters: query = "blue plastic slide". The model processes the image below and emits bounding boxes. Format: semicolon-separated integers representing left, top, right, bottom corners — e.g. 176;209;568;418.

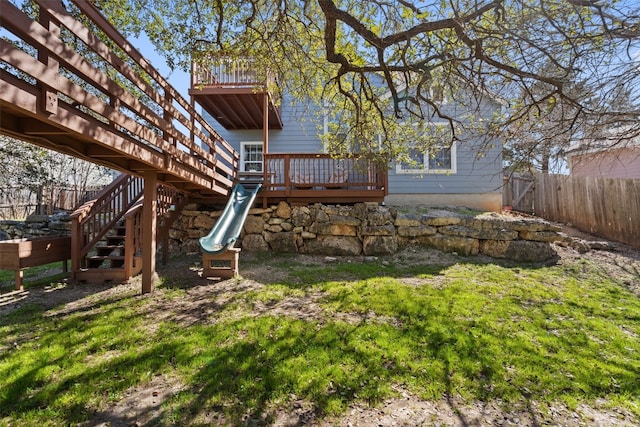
199;183;262;255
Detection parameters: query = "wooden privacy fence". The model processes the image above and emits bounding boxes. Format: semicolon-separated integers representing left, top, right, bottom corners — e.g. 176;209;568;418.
0;185;105;219
533;174;640;248
503;174;535;213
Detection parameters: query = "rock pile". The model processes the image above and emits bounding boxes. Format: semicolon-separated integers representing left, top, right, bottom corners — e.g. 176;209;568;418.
0;213;71;240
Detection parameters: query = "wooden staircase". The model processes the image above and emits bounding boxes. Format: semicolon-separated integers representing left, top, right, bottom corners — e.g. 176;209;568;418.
0;0;234;292
77;220;141;283
71;174;185;284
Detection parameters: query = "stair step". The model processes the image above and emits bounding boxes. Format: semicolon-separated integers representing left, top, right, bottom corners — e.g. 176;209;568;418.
74;255;142;284
106;235;125;245
75;268;128;284
88;255;125;262
96;246;123;256
87;255;126;269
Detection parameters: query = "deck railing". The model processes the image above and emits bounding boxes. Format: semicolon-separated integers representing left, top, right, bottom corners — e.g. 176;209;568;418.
70;173;186;277
70;174;144;271
262;153;387;194
192;56;278;89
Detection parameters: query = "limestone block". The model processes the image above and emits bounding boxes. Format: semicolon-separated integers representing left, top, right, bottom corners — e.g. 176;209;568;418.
187;229;204;238
351;203;368;220
193;213;215;229
281;222;294;232
168;228;182;239
291;206;313;227
264;231;298;253
304;235;362;255
324;206;353;217
276;201;292;219
503;219;562;232
397;225;437;237
267;224;283;233
479;239;556;262
367;209;394;226
181;238;201;254
426;234;479;256
395;213;422;227
439;225;518;240
243;215;265;234
461;218;508;230
360;225;396;236
518;230;565;242
242;233;270;251
328;215;361;226
248;207;273;215
314;210;330;223
363;235;398;255
168;238;181;253
309;223;357;236
49;221;71;231
423;216;463;227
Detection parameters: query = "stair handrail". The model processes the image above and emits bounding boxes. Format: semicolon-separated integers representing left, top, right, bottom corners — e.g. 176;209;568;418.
121;183;187;274
122;197;144;278
70;174;144;265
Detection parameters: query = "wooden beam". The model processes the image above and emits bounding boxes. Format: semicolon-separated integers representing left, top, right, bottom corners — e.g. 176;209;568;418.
142;171;158;293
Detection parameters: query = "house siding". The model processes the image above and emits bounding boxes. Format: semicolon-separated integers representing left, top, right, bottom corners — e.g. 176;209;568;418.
204;94;324;154
203;91;503;207
387;96;503;195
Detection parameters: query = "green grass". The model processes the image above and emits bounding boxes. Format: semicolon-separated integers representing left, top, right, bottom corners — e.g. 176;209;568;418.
0;262;68;289
1;252;639;425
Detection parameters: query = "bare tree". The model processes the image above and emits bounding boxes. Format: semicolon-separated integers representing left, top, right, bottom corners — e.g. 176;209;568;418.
0;135;113;218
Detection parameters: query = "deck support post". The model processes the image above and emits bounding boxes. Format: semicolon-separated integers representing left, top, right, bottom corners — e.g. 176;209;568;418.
142;171;158;293
262;91;269;206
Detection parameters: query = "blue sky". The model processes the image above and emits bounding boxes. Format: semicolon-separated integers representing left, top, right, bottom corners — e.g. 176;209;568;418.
130;33;191;101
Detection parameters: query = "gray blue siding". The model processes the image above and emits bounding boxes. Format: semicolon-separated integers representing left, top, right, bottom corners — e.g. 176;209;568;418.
204;94;324;153
203;93;503;196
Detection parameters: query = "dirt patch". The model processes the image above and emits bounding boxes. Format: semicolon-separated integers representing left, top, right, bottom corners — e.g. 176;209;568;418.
90;375;184;427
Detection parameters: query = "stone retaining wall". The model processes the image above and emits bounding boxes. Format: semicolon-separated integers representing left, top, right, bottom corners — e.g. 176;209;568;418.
0;213;71;240
0;203;574;263
170;202;568;262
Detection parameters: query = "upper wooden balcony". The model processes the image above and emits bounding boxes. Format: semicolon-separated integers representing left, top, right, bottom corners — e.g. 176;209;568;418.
189;58;283;130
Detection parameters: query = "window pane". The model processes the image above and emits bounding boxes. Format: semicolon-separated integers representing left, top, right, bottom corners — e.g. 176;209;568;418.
242;143;263;172
400;148;425;170
428;146;451;170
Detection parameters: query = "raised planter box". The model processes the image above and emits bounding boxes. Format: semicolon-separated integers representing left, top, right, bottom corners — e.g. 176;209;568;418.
0;236;71;290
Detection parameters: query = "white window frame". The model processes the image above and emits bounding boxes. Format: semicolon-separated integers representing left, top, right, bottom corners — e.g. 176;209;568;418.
240;141;264;172
395;124;457;175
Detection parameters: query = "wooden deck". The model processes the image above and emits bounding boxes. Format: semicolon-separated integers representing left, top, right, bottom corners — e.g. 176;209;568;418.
194;154;388;206
190;59;283;130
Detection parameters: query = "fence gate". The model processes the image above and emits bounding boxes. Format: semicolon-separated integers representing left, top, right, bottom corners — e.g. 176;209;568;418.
503;175;535;214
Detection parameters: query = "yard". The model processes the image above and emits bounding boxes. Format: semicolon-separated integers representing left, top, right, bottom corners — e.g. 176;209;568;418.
1;236;639;426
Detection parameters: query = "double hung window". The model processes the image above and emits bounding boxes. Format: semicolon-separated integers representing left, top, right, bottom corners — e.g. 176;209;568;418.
241;142;263;172
396;124;457;174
